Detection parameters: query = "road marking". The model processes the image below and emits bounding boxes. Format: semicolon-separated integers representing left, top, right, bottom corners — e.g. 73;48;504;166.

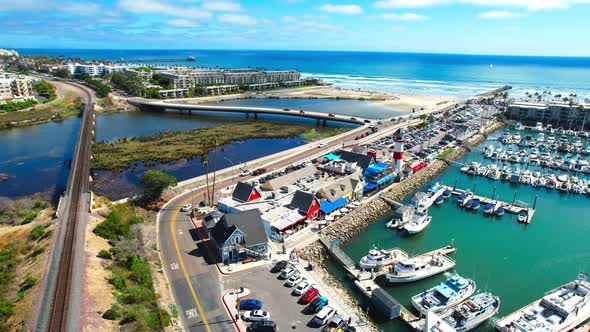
186;308;199;319
170;195;212;332
170;262;179;270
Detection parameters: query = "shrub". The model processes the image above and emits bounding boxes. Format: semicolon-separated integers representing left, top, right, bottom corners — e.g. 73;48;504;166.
128;257;152;288
109;271;127;291
97;249;112;259
120;285;154;304
102;305;122;320
93;211;130;241
0;296;15;327
30;225;45;240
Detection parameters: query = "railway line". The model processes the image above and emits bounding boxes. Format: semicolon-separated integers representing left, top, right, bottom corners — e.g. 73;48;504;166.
35;82;95;332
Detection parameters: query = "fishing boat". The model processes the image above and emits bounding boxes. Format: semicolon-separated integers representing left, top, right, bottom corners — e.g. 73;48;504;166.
434;196;444;206
495;207;505;216
442;189;452;198
495;273;590;332
359;247;408;271
484;203;495;214
403;215;432;235
437;292;500;332
385;253;456;283
411;274;477;315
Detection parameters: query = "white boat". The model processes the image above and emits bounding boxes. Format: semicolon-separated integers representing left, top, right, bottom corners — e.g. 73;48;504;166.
438;292;500;332
359;247;408;271
515;122;524;131
386;253;456;283
386;205;415;229
533;122;544;132
403;215;432;235
495;273;590;332
412;274;477;315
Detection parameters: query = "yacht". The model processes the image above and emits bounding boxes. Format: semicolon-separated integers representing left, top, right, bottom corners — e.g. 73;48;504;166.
547;133;556;144
515;122;524;131
438;293;500;332
411;274;477;315
403;214;433;235
465;161;481;175
487;164;501;180
359;247;408;271
533;122;544;132
495;273;590;332
386;253;456;283
537;132;545;143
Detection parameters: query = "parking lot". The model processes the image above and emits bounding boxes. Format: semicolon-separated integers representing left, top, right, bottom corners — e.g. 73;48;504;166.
224;264;323;331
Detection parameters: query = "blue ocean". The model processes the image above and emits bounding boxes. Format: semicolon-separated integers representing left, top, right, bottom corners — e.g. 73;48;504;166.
17;49;590;98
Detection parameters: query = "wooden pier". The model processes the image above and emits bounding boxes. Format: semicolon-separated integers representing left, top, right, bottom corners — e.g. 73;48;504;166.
319;237;459;329
444;185;536;223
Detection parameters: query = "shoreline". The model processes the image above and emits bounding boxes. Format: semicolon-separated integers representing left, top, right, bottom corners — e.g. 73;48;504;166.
298;121;504;327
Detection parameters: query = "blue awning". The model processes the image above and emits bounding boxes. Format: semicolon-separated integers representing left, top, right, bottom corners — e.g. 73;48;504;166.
376;173;394;185
320;197;349;214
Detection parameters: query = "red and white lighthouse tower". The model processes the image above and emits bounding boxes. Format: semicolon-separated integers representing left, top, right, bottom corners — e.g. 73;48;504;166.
393;128;405;174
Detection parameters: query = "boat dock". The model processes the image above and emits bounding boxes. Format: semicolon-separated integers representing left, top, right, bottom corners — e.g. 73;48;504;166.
444;185;536;223
319;237;459;328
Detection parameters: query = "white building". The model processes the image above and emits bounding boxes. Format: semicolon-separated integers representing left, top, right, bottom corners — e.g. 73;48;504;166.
507;101;590;129
63;63;126;76
0;49;18;57
0;77;35;104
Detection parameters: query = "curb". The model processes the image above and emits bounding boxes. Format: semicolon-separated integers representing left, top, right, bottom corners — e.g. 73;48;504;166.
221;289;252;332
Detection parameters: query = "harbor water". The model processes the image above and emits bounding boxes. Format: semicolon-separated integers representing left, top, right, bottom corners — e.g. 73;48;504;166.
327;129;590;331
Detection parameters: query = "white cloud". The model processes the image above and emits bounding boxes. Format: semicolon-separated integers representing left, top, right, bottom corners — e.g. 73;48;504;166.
61;2;101;15
374;0;448;8
319;4;363;14
118;0;212;19
479;10;524;18
167;18;200;27
381;12;429;20
218;13;257;25
0;0;49;11
374;0;590;9
282;16;297;23
202;1;243;12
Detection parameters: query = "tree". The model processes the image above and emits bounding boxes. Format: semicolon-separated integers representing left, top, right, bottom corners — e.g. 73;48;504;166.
141;170;176;200
54;68;71;79
200;153;210;205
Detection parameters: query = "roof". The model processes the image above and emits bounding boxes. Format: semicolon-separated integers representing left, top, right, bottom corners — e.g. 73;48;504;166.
270;211;306;232
365;162;391;175
210;209;267;247
288;190;316;212
320;197;348;214
323;153;340;161
336;150;374;170
232;182;255;203
317;173;363;202
203;211;223;229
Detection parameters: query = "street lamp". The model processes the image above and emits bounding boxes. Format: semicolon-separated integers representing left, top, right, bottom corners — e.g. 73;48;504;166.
224;157;238;184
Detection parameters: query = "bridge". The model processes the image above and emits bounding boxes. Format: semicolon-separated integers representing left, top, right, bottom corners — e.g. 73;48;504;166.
35;81;96;332
127;98;371;126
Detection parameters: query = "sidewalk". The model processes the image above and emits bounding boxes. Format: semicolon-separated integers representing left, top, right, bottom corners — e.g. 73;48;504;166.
221;288;252;332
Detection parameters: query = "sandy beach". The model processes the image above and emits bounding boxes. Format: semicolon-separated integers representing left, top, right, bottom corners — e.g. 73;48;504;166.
169;85;462;115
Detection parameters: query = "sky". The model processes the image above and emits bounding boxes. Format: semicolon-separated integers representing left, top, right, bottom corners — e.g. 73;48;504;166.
1;0;590;56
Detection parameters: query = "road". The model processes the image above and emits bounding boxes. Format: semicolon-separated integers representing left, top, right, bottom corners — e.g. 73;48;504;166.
157;118;413;331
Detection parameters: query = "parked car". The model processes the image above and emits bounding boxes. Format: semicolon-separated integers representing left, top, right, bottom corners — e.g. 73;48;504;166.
300;287;319;304
240;169;252;177
253;168;267;176
239;299;263;311
243;310;270;322
247;320;277;332
316;143;327;148
309;305;336;327
328;113;335;118
270;260;289;273
293;280;311;296
309;295;329;312
284;274;303;287
321;314;346;332
180;204;192;212
279;267;296;279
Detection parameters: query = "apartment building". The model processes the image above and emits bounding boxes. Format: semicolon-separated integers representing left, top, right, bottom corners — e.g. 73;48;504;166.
64;63;125;76
0;77;35;104
159;68;301;89
507;101;590;129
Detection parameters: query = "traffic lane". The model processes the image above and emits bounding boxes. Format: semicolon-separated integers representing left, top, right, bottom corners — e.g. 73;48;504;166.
159;193;234;332
224;265;317;332
176;207;234;332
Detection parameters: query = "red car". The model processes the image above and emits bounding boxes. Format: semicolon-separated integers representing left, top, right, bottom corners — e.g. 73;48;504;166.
253;168;267;176
299;287;319;304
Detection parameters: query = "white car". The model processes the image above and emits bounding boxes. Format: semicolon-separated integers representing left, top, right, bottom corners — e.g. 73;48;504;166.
316;143;327;148
242;310;270;322
285;273;303;287
240;169;252;177
292;280;311;295
180;204;192;212
279;267;296;279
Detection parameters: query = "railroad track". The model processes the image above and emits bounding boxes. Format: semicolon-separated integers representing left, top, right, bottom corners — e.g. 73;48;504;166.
44;84;94;332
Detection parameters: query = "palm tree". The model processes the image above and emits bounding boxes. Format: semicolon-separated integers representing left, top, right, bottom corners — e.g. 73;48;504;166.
209;135;220;206
200;154;210;205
